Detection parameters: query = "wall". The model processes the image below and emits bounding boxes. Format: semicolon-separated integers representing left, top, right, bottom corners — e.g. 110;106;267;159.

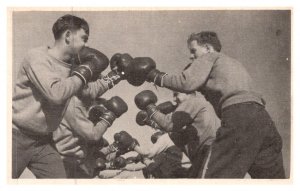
12;10;291;176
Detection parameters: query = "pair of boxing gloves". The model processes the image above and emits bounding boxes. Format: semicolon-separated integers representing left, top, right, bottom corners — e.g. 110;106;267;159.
95;156;127;172
71;47;165;87
97;131;139;158
88;96;128;127
101;53;165;88
95;131;141;170
136;99;177;129
135;90;177;128
95;153;143;173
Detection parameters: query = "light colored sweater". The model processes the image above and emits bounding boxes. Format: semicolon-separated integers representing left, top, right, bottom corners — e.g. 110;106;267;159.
163;52;264;113
13;46;82;135
52;95;110;159
152;93;220;146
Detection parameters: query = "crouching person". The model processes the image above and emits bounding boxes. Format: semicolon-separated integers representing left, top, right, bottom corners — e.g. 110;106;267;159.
53;96;128;178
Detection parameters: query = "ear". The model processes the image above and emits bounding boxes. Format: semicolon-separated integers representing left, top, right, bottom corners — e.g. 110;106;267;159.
64;30;71;45
205;44;215;53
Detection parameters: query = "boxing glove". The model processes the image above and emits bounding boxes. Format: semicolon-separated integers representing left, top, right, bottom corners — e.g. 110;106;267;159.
136;110;160;129
132;154;143;164
116;53;134;78
88;104;107;124
99;96;128;126
109;53;122;71
95;157;107;171
110;156;127;169
134;90;158;119
115;131;139;151
127;57;156;86
114;132;121;142
72;47;109;85
111;132;133;157
157;101;177;114
102;53;134;89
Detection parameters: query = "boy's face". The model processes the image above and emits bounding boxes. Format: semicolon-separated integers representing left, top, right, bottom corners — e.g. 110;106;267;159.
69;28;89;54
188;40;209;61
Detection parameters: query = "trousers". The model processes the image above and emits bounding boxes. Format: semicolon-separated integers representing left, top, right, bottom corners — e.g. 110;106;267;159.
12;128;66;178
204;102;285;178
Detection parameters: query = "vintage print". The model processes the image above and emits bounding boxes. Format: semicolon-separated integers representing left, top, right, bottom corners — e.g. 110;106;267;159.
10;9;291;180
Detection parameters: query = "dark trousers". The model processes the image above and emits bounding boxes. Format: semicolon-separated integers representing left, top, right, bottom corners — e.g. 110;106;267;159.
12;128;66;178
144;146;188;178
204;102;285;178
188;144;211;178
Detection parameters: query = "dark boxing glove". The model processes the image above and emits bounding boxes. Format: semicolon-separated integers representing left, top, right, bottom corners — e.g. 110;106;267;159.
88;96;128;126
88;103;107;124
127;57;156;86
134;90;158;119
103;53;134;89
157;101;177;114
110;156;127;169
95;157;107;171
136;110;160;129
99;96;128;126
72;47;109;85
109;53;122;71
114;131;139;151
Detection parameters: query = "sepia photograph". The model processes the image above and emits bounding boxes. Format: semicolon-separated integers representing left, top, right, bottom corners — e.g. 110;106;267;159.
9;8;291;182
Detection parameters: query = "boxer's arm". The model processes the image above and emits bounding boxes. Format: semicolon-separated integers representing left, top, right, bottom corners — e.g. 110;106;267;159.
64;98;109;142
80;78;110;99
163;54;216;93
134;136;168;158
134;145;151;156
24;52;82;105
151;99;199;132
150;111;174;132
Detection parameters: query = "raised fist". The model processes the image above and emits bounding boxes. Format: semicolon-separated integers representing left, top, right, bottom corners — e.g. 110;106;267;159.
127;57;156;86
114;131;139;151
110;156;127;169
136;110;160;129
135;90;158;119
88;96;128;126
72;47;109;84
103;53;134;89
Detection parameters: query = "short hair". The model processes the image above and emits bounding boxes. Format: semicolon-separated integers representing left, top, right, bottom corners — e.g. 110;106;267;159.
52;14;89;40
187;31;222;52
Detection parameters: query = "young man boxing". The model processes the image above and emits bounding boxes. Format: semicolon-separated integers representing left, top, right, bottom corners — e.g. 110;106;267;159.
134;90;220;178
12;14;109;178
126;31;285;178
